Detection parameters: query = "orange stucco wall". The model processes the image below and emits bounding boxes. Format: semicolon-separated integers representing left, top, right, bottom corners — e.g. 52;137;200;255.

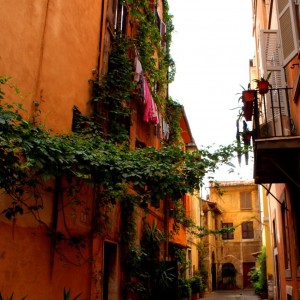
0;0;192;299
0;0;101;133
0;2;104;297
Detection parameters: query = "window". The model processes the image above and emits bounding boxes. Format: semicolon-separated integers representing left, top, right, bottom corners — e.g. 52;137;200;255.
259;30;288;130
276;0;299;66
155;9;166;48
242;222;254;239
222;223;234;240
240;192;252;209
114;0;127;35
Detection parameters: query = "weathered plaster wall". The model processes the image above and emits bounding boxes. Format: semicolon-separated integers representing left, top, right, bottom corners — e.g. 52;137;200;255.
0;0;101;133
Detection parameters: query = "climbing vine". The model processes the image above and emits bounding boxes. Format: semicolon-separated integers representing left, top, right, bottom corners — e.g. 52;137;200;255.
0;0;240;296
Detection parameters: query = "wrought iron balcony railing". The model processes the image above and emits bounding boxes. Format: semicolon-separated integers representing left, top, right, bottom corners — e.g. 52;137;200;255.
253;87;294;139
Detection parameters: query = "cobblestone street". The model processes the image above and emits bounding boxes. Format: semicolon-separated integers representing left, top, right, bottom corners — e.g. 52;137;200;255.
204;289;260;300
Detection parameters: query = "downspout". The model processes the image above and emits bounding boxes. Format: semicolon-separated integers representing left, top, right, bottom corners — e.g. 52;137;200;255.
50;176;61;280
97;0;107;75
88;181;98;300
33;0;50;120
164;195;170;260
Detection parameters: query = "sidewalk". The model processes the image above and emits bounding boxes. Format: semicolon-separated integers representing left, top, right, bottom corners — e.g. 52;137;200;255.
204;289;260;300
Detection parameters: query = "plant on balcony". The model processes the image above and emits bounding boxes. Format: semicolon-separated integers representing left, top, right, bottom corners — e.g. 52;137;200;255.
242;100;254;121
238;83;256;102
235;84;254;121
253;72;272;94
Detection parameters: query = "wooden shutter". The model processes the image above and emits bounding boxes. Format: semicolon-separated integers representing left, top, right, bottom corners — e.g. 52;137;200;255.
240;192;252;209
259;30;289;132
155;9;166;48
276;0;299;66
259;30;285;87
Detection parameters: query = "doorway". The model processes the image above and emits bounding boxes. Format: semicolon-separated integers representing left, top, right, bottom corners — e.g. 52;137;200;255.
243;262;255;288
212;251;217;290
103;242;118;300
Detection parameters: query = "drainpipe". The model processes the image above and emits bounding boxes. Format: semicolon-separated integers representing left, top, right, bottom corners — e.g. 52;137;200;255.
164;195;170;260
97;0;107;75
33;0;50;121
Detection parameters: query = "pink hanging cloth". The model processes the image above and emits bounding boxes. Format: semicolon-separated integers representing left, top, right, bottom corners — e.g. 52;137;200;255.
143;78;159;124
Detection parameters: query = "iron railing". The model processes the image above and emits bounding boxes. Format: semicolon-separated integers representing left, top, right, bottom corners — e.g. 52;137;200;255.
253;87;294;139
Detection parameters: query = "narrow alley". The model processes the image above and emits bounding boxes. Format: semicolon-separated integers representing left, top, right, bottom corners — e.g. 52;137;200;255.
205;289;260;300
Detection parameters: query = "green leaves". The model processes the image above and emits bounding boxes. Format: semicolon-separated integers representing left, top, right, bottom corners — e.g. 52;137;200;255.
63;288;81;300
0;293;26;300
0;100;236;218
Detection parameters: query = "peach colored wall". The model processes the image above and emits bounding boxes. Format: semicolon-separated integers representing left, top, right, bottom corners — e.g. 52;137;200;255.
0;1;189;299
0;180;95;299
0;0;101;133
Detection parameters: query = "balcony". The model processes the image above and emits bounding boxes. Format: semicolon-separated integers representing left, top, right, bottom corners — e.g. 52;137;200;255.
252;87;300;184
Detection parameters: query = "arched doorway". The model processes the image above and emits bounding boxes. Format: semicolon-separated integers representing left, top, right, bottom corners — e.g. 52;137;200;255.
221;263;237;290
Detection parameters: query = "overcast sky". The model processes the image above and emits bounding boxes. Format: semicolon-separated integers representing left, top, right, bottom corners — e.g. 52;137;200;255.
167;0;254;182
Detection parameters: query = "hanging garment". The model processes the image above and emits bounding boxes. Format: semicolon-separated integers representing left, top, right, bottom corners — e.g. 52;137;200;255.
143;78;159;124
143;79;153;123
134;56;143;82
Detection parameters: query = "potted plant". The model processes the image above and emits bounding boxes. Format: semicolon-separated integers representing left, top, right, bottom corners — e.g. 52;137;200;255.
189;275;201;300
236;84;254;121
178;278;191;300
253;72;272;94
240;83;256;102
242;101;253;121
199;275;206;298
248;247;268;299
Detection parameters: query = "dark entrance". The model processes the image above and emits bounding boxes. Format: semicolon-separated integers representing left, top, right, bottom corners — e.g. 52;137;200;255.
243;262;255;288
212;251;217;290
103;242;118;300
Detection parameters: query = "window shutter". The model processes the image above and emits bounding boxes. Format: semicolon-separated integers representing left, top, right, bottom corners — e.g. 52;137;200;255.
276;0;298;66
160;20;166;48
259;30;285;88
240;192;252;209
155;9;166;48
259;30;289;133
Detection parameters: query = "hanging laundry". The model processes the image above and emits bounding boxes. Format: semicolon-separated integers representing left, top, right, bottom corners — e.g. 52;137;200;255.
134;56;143;82
143;78;152;123
162;119;170;140
151;99;158;124
143;78;159;124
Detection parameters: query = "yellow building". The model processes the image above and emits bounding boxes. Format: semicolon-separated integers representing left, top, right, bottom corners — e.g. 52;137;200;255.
208;181;261;290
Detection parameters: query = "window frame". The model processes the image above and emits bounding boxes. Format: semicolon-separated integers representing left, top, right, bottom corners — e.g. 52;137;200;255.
242;221;254;239
222;222;234;240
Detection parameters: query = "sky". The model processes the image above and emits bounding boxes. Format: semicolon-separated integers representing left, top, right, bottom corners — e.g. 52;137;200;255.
167;0;254;183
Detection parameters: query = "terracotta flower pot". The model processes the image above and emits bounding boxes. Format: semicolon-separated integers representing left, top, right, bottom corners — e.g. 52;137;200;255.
257;80;269;94
242;89;255;101
243;100;254;121
191;293;199;300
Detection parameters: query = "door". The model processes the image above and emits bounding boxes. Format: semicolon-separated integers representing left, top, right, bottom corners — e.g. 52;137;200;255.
103;242;118;300
243;262;255;288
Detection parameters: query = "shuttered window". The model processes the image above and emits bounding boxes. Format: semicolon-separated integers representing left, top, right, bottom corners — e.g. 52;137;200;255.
240;192;252;209
259;30;290;135
242;222;254;239
155;9;167;48
276;0;298;66
114;1;127;35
